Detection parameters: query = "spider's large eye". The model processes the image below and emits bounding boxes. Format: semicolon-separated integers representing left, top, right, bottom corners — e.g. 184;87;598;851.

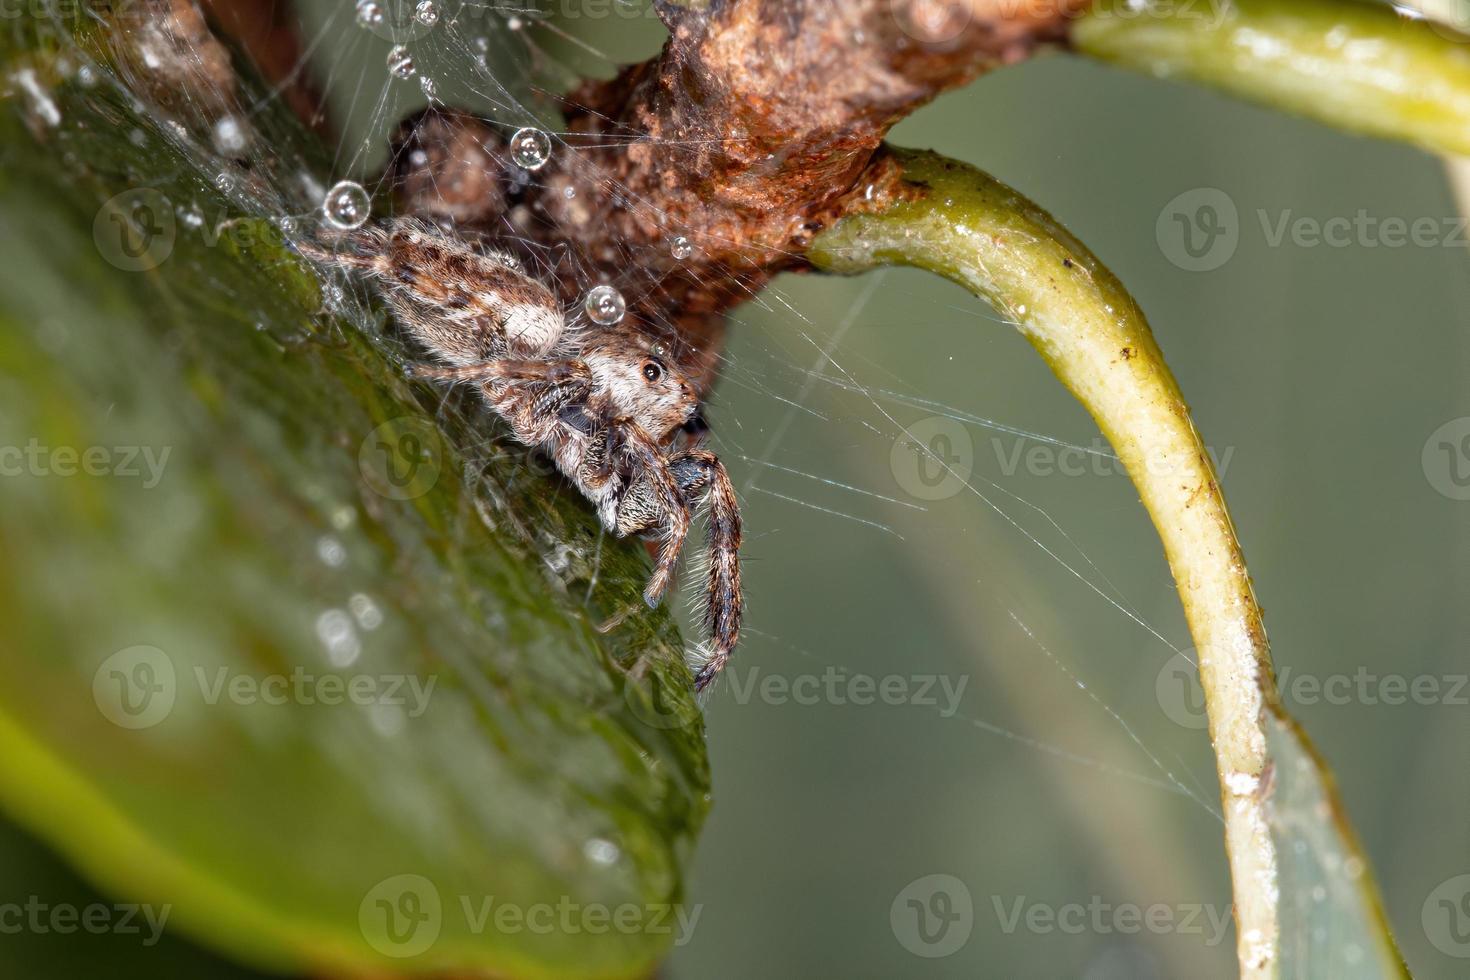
641;360;664;383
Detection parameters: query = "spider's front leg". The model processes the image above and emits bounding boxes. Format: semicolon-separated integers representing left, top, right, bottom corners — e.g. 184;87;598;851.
614;444;743;691
410;358;593;444
667;450;742;691
409;359;588;385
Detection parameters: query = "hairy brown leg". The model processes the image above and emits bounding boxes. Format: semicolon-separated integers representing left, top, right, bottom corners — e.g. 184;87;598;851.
408;359;588;384
611;419;690;609
668;451;743;691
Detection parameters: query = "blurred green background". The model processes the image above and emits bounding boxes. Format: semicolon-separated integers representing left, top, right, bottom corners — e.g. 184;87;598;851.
3;3;1468;978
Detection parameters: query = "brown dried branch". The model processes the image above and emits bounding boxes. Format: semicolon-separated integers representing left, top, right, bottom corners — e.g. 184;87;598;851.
388;0;1083;387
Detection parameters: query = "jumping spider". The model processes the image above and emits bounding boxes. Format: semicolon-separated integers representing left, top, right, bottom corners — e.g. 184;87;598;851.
302;218;742;690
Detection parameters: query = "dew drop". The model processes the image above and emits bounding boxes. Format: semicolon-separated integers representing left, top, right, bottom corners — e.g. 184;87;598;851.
418;75;437;100
316;535;347;568
387;45;415;79
670;235;693;260
322;180;371;230
315;608;361;667
212;115;248;155
584;284;626;326
414;0;438;25
350;592;385;631
583;838;620;865
355;0;383;27
509;127;551;171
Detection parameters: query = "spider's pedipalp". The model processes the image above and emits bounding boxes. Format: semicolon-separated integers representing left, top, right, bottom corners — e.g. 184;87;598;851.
611;418;691;608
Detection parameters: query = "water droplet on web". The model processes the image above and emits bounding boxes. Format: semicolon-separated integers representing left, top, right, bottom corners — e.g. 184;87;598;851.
509;127;551;170
315;608;361;666
474;35;490;52
387;45;415;79
212;115;248;155
506;14;524;30
355;0;383;27
562;185;576;200
316;535;347;568
584;285;626;326
418;75;437;100
583;838;620;865
414;0;438;25
349;592;384;630
214;172;235;192
77;64;98;87
670;236;693;260
322;180;370;230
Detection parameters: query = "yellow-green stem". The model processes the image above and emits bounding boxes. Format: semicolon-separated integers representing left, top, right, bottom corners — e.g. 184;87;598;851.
1074;0;1470;158
811;148;1286;974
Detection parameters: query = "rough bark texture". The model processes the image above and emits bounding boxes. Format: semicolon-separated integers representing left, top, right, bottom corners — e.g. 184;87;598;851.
380;0;1086;388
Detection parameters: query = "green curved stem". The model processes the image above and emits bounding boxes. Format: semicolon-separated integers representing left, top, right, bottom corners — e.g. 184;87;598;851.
1073;0;1470;158
808;148;1403;979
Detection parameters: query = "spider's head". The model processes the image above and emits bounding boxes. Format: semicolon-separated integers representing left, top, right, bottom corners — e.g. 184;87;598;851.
582;334;701;442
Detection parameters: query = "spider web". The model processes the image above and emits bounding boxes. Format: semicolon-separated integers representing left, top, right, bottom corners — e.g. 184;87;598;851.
35;2;1247;975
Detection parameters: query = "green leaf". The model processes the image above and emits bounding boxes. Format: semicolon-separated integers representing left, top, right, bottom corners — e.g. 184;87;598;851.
1074;0;1470;159
0;20;707;980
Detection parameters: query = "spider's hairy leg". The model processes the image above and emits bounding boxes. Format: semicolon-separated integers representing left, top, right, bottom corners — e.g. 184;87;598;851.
291;227;391;271
668;451;743;691
611;419;690;610
409;359;589;385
